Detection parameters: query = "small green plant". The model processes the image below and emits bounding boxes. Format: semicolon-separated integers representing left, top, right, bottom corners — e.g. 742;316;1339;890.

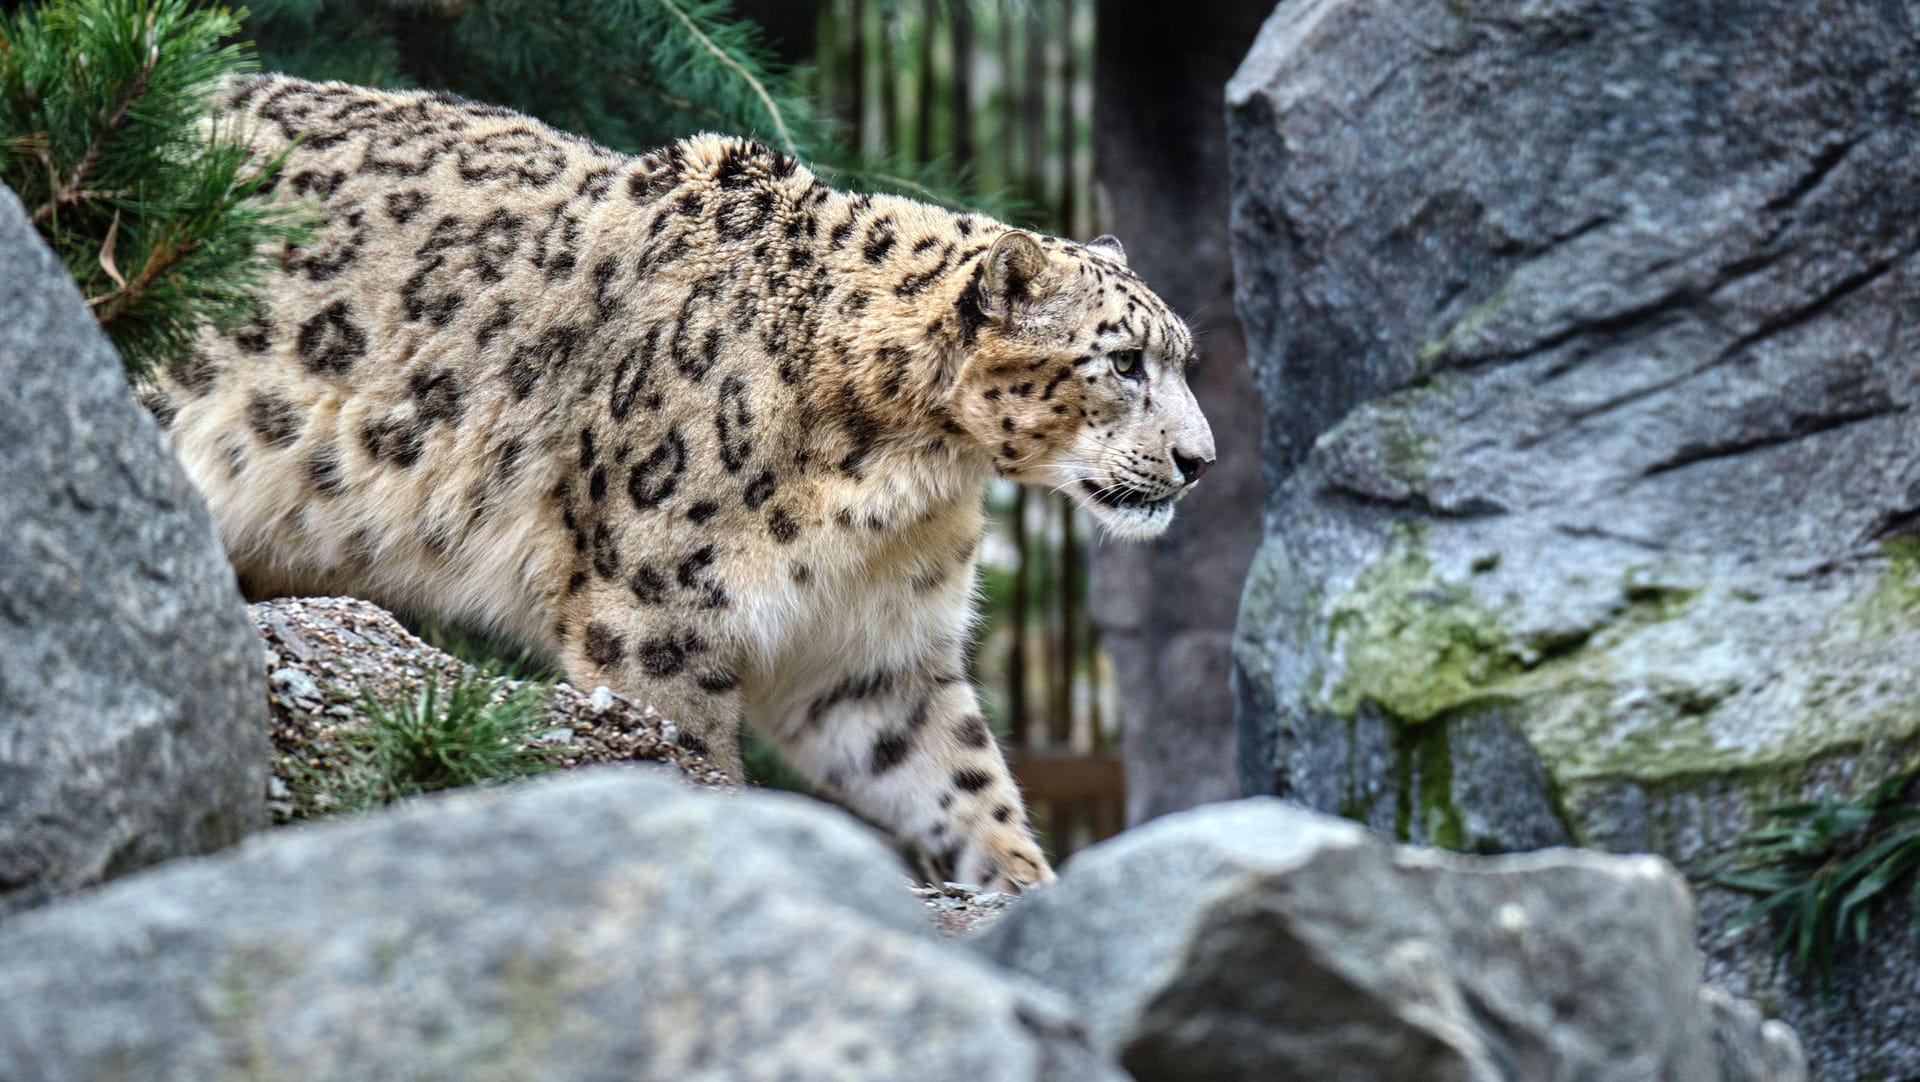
2;0;311;379
1717;767;1920;995
292;672;558;816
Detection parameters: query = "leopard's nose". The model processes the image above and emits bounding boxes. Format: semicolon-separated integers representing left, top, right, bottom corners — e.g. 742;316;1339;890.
1173;448;1212;485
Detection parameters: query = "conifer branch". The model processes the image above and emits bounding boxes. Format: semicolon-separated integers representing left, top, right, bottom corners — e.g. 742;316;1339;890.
241;0;999;214
40;34;157;225
655;0;794;154
3;0;311;378
90;231;196;325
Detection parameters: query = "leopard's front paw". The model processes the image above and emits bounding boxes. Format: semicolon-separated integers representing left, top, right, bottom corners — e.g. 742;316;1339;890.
961;823;1055;895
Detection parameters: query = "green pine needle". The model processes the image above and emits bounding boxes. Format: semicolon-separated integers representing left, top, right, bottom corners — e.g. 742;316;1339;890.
242;0;1016;217
2;0;312;380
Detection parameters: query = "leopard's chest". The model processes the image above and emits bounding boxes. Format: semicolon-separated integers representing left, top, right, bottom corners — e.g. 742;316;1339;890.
732;496;983;734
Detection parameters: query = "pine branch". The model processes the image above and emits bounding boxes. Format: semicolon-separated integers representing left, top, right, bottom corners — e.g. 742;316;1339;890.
89;228;194;324
243;0;1000;214
35;25;155;226
656;0;794;154
2;0;312;379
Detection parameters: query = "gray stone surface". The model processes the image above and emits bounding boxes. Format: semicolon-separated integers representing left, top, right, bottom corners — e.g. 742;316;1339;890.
1089;0;1272;826
0;186;266;917
1702;986;1809;1082
1226;2;1920;1075
977;799;1799;1082
0;770;1119;1082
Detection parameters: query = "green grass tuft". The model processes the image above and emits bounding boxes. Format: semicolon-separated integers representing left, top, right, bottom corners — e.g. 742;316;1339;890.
290;671;558;816
1717;767;1920;998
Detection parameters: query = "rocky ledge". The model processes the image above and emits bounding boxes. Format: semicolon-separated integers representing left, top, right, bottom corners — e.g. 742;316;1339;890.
0;771;1803;1081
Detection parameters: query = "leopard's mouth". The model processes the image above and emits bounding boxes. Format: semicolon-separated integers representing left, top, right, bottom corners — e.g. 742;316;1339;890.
1080;480;1177;513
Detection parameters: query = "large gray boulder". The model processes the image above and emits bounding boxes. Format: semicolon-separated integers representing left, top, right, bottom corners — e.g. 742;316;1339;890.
1225;2;1920;1075
0;186;266;917
976;799;1805;1082
0;770;1118;1081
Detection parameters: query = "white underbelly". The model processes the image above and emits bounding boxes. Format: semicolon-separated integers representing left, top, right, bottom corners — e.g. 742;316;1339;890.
737;566;970;732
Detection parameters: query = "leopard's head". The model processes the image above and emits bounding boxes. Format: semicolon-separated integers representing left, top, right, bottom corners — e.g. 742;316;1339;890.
951;231;1214;540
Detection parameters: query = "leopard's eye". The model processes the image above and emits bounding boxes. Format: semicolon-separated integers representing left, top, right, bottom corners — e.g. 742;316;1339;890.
1110;349;1145;380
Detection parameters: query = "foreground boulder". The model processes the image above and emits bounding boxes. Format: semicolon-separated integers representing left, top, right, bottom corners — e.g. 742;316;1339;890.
1226;2;1920;1073
0;187;266;917
0;770;1115;1081
976;800;1804;1082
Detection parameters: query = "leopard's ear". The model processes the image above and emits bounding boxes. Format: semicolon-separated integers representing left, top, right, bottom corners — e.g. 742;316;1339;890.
1087;234;1126;263
982;231;1056;318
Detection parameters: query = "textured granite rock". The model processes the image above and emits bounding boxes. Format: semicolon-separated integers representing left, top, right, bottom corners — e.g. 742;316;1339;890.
0;771;1117;1081
1226;2;1920;1076
0;186;266;917
976;799;1802;1082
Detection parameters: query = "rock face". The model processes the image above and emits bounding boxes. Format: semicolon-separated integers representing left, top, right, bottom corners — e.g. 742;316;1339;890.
976;799;1804;1082
0;770;1117;1082
1089;0;1273;825
0;187;266;917
1225;2;1920;1075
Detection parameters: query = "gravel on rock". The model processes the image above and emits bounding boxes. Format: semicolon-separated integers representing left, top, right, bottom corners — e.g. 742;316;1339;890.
252;596;733;819
911;881;1022;937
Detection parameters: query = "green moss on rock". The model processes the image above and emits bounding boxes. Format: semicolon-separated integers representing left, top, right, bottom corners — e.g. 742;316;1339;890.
1417;281;1514;369
1860;535;1920;632
1402;719;1467;850
1256;520;1920;860
1321;524;1527;724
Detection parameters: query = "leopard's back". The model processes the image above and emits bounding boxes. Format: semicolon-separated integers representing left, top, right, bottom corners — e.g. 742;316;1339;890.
162;77;661;648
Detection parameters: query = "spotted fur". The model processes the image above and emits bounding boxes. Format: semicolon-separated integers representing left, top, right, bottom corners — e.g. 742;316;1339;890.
155;76;1214;893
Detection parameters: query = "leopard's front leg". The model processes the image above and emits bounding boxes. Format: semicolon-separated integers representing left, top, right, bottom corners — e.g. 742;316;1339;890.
557;606;748;780
759;665;1053;893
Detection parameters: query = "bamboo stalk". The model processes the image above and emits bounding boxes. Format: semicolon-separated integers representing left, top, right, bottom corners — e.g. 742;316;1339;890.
998;0;1016;190
1057;0;1078;235
916;0;938;162
1051;496;1074;746
1021;0;1045;218
849;0;867;149
951;0;974;165
878;2;898;153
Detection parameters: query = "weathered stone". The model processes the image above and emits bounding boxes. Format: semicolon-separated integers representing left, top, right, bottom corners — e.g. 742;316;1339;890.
0;770;1117;1081
1226;2;1920;1074
976;799;1801;1082
1702;986;1809;1082
0;186;266;917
